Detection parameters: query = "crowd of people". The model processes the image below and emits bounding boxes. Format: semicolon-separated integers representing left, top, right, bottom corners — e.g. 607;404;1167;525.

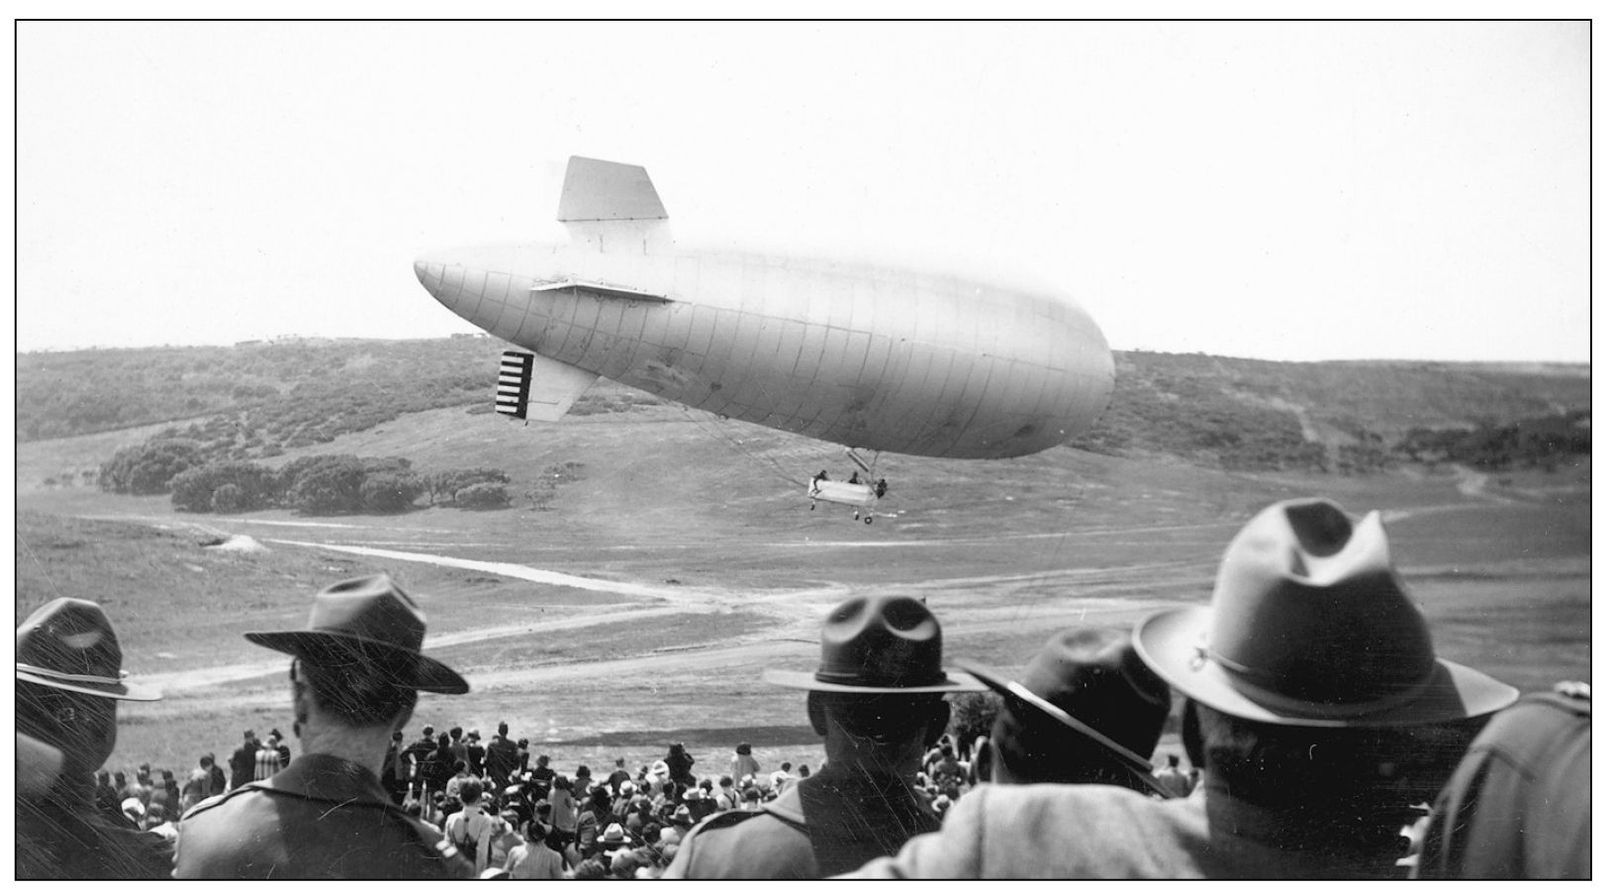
17;497;1590;879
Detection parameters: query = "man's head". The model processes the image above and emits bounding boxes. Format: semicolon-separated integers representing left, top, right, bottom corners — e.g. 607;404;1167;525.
764;594;983;768
450;726;462;740
199;754;214;768
498;721;509;738
16;598;161;783
1135;499;1518;819
244;575;468;737
967;627;1171;791
459;777;485;806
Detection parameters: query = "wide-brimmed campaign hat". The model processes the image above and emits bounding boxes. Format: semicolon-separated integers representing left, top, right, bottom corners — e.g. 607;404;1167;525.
764;594;984;693
1135;498;1518;728
17;598;160;701
959;627;1171;791
245;575;469;694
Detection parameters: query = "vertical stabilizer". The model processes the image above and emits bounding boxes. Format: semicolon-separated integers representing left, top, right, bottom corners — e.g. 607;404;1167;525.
556;156;671;253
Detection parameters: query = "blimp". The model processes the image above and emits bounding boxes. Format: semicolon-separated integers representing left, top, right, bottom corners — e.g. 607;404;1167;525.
414;157;1114;495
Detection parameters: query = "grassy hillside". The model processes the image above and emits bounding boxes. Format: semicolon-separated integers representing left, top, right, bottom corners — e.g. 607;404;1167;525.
17;338;1590;477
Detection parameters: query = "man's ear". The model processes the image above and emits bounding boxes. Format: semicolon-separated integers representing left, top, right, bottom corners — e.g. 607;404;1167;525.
806;692;829;737
922;700;952;748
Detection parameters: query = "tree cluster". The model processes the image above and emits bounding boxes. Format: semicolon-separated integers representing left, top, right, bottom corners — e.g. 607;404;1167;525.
100;446;514;516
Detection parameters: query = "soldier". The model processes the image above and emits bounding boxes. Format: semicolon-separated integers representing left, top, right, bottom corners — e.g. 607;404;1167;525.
175;574;476;878
17;598;170;879
960;626;1174;794
665;593;983;878
849;499;1520;878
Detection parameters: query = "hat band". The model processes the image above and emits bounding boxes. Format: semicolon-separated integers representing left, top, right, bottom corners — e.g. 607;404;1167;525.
17;662;126;687
813;669;948;688
1203;647;1438;718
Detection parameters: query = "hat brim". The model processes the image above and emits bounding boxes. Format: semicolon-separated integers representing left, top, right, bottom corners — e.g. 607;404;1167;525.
1134;606;1519;728
955;659;1159;774
17;669;161;702
762;667;986;694
245;630;469;695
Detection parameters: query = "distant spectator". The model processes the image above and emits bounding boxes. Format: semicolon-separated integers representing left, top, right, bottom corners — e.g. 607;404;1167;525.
254;730;286;780
444;778;496;873
448;726;468;770
665;742;696;786
505;817;566;879
382;730;407;805
730;742;761;786
528;753;556;800
548;775;578;852
848;499;1520;878
713;776;738;811
607;758;631;794
769;762;793;793
1153;754;1192;798
403;725;438;800
228;730;259;791
145;802;178;841
182;757;212;813
95;770;122;821
482;717;521;788
466;730;486;777
1416;682;1591;878
666;594;982;878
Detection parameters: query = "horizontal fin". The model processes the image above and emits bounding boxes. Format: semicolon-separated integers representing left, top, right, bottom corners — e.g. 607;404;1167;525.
495;350;598;422
531;279;672;303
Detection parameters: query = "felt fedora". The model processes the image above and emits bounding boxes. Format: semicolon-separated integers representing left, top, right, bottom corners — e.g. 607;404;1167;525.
959;627;1171;789
763;594;984;694
245;574;469;694
17;598;160;701
1135;498;1517;727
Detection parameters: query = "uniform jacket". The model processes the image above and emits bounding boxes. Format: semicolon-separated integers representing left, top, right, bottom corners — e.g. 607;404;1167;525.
174;752;474;879
664;764;938;879
1416;690;1591;879
846;782;1408;879
18;790;174;879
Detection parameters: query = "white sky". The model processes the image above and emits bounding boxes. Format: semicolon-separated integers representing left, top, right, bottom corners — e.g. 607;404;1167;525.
14;18;1591;362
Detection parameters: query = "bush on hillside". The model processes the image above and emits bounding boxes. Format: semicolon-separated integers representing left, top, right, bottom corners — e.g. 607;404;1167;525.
287;456;369;514
360;471;428;513
431;468;510;504
170;462;278;513
454;482;512;510
99;440;206;495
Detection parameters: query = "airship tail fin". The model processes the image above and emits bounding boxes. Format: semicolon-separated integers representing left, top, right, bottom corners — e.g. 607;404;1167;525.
497;350;599;422
557;156;671;253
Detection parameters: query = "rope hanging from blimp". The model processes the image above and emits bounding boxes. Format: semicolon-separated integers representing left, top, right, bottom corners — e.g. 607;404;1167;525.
678;400;807;491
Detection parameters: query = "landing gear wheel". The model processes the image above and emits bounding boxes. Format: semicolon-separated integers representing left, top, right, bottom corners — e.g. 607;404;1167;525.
864;515;874;525
809;503;816;511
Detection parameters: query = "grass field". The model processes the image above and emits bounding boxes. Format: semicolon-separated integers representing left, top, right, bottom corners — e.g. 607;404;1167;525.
15;405;1591;783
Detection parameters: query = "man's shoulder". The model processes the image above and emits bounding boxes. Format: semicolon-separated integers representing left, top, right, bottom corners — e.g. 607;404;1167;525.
670;808;813;878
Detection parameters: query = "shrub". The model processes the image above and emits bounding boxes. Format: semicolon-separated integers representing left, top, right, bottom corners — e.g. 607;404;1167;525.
210;483;246;513
454;482;511;510
360;471;427;513
99;440;205;495
288;457;368;514
170;461;278;513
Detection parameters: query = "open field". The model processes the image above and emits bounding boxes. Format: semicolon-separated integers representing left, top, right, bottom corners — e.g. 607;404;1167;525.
16;405;1591;780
